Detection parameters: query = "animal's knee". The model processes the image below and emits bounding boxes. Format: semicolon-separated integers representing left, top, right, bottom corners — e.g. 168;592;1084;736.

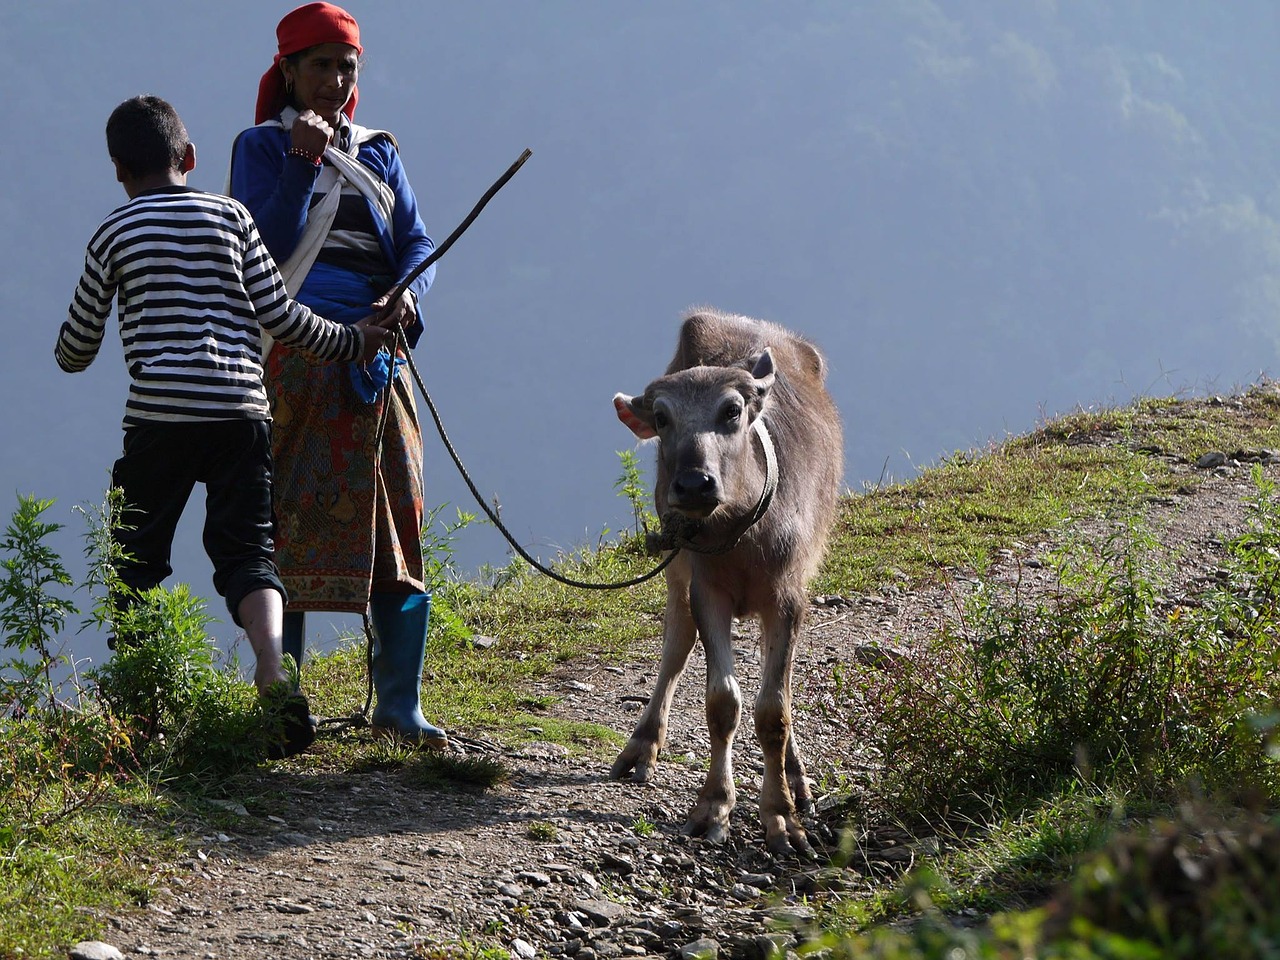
706;671;741;708
754;697;790;750
705;677;742;740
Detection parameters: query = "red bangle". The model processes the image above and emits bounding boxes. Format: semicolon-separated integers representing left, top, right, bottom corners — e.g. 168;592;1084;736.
286;146;323;167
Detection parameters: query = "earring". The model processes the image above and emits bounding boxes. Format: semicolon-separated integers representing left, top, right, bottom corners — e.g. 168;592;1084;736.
285;77;294;94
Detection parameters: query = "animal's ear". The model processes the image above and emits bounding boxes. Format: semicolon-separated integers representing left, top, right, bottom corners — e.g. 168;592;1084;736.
614;392;658;440
750;348;777;396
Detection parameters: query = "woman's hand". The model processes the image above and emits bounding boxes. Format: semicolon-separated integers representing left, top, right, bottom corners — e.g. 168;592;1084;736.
352;314;396;363
289;109;334;159
370;288;417;332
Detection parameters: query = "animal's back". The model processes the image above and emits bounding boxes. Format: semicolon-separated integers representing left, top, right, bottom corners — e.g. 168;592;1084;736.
666;309;827;384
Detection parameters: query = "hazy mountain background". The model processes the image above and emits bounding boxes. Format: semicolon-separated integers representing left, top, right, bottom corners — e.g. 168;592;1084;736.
3;2;1279;663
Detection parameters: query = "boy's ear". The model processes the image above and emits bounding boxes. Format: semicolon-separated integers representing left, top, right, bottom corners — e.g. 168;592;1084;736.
180;142;196;173
110;157;128;184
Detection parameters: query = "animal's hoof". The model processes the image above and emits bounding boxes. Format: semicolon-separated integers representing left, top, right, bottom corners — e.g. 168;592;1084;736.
762;811;815;859
703;822;729;845
764;828;814;859
682;820;730;845
610;742;658;782
614;762;655;784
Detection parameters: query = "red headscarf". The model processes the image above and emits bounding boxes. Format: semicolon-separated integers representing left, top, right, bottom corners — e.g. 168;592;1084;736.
255;2;363;124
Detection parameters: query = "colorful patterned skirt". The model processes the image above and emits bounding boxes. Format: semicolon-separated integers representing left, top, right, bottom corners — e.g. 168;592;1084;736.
266;263;425;612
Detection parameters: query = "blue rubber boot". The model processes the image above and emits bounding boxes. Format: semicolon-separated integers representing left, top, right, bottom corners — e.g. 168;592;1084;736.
368;592;448;749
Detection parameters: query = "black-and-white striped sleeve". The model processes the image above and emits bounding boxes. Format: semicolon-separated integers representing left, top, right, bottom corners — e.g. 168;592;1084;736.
239;217;363;362
55;189;363;425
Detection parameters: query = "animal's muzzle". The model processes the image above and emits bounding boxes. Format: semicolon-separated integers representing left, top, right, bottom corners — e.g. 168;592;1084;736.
669;469;721;517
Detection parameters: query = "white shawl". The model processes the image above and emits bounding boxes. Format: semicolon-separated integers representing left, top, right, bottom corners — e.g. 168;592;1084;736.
242;110;398;357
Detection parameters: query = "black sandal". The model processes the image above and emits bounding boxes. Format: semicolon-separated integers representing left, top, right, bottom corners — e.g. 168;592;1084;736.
261;688;319;759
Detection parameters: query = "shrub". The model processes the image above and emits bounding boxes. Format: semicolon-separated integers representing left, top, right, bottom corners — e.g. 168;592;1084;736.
422;503;478;647
851;472;1280;824
0;495;78;714
0;495;130;836
1039;809;1280;957
89;585;266;777
0;491;278;789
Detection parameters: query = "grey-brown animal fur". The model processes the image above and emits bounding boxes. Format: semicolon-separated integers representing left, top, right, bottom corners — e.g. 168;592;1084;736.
611;308;843;855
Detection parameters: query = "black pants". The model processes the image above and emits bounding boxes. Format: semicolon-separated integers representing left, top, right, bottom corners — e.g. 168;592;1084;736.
110;419;287;627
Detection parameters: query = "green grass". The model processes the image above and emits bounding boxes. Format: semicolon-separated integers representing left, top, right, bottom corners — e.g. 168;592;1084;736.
820;385;1280;597
0;786;183;958
300;569;653;756
819;442;1158;593
8;385;1280;958
525;820;559;841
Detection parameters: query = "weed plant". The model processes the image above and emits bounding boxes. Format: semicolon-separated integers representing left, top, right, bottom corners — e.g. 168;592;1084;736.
851;472;1280;827
0;492;294;956
89;585;266;778
614;448;658;542
826;462;1280;957
823;806;1280;958
421;503;480;647
0;497;129;827
526;820;558;841
0;496;80;712
1035;806;1280;958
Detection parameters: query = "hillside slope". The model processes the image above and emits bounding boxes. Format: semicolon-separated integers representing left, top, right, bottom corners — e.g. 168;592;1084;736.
88;389;1280;959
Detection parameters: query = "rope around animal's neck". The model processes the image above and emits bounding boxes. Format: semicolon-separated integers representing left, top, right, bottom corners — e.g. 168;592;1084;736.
642;418;778;557
370;146;776;592
371;149;683;590
394;324;679;589
398;333;780;585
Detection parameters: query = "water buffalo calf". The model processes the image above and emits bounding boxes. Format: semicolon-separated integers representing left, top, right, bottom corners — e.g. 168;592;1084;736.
611;308;843;855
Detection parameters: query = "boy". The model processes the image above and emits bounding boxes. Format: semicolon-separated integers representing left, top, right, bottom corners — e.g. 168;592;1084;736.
55;95;395;758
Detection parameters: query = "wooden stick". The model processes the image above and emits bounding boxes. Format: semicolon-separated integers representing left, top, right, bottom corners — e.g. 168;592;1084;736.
379;148;533;320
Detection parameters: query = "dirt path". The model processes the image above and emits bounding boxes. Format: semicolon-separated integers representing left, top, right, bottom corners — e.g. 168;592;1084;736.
91;457;1267;960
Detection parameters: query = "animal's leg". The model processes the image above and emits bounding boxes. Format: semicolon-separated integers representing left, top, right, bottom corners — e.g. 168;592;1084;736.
683;582;739;844
611;573;697;784
785;726;813;814
755;595;812;857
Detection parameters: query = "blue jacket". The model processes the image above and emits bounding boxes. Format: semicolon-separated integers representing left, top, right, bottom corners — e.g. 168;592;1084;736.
229;123;435;347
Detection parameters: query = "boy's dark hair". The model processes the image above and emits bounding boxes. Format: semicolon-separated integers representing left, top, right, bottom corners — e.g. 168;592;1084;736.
106;95;189;178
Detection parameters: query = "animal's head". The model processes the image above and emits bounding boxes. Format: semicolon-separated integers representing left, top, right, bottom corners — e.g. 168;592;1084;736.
614;349;776;518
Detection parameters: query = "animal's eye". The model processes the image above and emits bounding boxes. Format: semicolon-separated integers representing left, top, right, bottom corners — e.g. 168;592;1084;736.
721;404;742;426
653;410;670;430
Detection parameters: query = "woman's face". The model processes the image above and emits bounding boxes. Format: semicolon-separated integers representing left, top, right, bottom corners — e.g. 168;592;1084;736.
281;42;359;125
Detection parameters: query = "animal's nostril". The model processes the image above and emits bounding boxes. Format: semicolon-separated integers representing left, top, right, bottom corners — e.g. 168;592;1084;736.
673;471;718;500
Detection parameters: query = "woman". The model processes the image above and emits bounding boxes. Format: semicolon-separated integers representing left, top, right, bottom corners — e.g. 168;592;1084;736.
229;1;446;747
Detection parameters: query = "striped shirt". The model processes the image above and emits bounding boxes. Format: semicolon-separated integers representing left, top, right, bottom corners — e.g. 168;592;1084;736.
312;185;388;277
55;186;363;425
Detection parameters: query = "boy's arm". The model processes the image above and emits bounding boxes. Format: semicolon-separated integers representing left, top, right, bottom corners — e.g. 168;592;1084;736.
241;219;364;362
54;248;114;373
